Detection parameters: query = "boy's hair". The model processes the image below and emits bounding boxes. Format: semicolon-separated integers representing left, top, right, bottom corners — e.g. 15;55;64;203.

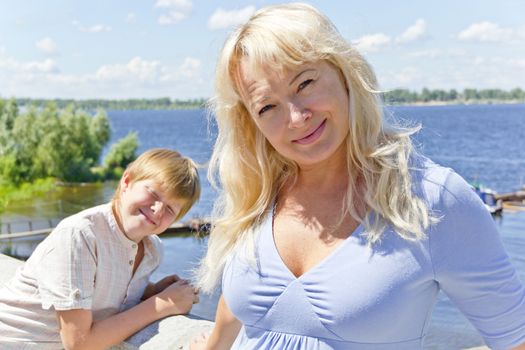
113;148;201;221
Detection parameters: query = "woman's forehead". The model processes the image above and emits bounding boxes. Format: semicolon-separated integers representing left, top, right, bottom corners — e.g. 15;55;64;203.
237;57;317;88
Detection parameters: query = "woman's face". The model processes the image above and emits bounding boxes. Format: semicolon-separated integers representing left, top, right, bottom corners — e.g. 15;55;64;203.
239;59;350;168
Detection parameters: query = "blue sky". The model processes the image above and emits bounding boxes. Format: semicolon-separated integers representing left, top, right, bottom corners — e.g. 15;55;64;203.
1;0;524;99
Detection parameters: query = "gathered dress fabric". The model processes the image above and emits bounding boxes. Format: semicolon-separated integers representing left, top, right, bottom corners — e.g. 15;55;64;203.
222;159;525;350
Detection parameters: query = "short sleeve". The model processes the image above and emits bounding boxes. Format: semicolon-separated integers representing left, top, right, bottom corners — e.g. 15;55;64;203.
429;170;525;349
36;227;97;311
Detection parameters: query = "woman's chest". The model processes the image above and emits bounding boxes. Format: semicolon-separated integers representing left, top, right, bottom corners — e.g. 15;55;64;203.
223;223;438;342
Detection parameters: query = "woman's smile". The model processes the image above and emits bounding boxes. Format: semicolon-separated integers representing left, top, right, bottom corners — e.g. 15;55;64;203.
292;119;327;145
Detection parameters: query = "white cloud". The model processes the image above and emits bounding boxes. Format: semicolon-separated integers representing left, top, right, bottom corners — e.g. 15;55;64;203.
126;13;136;23
0;52;207;98
0;52;59;74
457;21;519;43
396;19;426;44
352;33;391;53
155;0;192;11
385;67;422;87
508;58;525;68
24;59;59;74
36;37;58;55
83;24;112;33
179;57;200;77
406;48;466;59
158;11;187;25
208;6;255;30
155;0;192;25
73;21;112;33
96;57;164;83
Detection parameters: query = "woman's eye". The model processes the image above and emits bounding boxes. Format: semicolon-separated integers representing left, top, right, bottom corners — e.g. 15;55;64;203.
298;79;314;91
258;104;274;116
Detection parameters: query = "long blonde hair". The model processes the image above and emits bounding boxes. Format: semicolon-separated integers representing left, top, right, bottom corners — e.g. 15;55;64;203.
197;3;431;292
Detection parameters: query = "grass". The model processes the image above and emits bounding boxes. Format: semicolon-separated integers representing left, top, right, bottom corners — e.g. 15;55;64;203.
0;178;56;213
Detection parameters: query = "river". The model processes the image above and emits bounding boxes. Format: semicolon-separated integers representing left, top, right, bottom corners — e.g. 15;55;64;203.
1;104;524;349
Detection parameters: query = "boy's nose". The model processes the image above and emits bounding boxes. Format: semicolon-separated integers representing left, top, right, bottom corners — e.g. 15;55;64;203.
151;201;165;216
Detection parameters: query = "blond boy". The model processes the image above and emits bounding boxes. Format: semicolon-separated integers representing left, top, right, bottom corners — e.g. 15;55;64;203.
0;148;201;349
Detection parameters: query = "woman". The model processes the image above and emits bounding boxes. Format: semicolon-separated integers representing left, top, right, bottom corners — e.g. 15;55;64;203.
192;3;525;349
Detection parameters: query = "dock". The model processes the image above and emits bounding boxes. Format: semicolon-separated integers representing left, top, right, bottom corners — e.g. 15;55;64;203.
494;189;525;202
0;218;210;241
496;188;525;212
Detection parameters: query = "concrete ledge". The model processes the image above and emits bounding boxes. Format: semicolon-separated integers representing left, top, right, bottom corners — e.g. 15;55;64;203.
110;315;213;350
0;254;491;350
0;253;212;349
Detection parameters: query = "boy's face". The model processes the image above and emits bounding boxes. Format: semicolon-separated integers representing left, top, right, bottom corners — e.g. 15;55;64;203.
117;173;186;241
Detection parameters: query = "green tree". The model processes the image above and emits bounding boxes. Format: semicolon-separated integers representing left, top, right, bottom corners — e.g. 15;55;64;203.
463;88;479;101
104;132;139;171
0;99;18;157
0;99;116;184
510;88;524;100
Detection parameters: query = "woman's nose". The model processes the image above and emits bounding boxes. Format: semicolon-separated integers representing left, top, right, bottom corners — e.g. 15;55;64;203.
288;102;312;128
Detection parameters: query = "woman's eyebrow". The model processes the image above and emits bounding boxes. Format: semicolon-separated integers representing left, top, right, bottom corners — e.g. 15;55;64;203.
289;68;316;86
252;95;271;109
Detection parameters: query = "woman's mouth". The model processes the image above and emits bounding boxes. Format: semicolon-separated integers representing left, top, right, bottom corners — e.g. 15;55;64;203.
292;119;327;145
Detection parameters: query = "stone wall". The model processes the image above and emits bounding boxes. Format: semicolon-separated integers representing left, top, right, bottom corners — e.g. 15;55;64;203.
0;253;213;350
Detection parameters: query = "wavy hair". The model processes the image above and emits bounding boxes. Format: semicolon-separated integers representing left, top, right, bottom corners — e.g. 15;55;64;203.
197;3;432;292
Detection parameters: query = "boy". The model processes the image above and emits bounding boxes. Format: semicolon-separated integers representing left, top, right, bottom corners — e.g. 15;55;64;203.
0;148;201;349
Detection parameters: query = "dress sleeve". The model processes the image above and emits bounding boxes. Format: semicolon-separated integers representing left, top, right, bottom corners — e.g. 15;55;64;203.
429;170;525;349
36;227;97;311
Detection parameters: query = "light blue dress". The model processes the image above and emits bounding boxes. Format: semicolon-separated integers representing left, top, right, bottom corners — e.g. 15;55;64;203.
222;159;525;350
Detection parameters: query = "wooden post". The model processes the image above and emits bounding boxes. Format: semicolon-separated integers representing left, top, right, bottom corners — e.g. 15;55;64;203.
7;223;11;234
29;221;33;232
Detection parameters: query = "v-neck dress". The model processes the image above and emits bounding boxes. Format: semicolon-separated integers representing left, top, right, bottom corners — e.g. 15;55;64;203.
222;159;525;350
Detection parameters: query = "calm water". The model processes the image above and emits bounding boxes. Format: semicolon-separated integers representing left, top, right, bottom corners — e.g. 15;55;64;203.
2;104;525;349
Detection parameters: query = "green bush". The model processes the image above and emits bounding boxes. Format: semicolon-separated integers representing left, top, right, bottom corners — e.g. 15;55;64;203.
104;132;139;174
0;98;135;185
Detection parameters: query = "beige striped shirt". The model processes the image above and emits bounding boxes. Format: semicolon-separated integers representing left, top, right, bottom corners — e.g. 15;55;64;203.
0;204;162;349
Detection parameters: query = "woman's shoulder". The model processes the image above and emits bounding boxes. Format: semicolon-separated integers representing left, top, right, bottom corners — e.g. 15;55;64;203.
410;155;477;211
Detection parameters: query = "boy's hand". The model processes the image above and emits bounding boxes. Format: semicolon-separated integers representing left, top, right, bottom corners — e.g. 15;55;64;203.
155;279;199;317
154;274;181;293
142;274;181;300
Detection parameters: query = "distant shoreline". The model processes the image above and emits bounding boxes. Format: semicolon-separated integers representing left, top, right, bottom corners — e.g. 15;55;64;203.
5;97;525;111
387;99;525;107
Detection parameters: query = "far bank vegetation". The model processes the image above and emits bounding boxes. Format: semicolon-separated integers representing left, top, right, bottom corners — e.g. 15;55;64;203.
0;98;138;186
383;87;525;105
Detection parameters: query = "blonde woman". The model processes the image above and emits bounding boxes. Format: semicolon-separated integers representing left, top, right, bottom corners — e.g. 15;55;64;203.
192;3;525;350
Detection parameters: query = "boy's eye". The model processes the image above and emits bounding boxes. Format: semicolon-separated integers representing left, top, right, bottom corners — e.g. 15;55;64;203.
258;104;275;116
146;186;158;198
298;79;314;91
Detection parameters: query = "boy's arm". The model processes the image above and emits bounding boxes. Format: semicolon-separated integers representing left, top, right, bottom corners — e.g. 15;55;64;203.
142;274;181;300
57;279;196;350
190;294;241;350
